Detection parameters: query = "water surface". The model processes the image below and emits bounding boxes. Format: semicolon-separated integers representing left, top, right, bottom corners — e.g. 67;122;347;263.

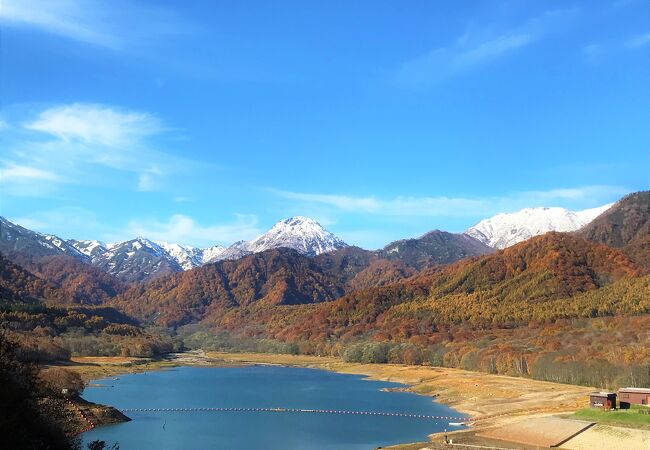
82;365;465;450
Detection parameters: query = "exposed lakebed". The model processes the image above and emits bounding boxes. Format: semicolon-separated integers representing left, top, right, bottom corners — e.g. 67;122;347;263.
82;365;465;449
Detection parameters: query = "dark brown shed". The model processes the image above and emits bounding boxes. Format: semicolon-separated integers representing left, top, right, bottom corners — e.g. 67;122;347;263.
589;392;616;409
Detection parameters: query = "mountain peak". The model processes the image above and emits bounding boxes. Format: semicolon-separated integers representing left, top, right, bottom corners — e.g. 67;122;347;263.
272;216;324;230
282;215;315;223
234;216;348;257
465;203;613;249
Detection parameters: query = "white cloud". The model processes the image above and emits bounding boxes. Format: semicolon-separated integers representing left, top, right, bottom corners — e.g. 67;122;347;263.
456;34;532;68
137;165;164;192
25;103;161;147
273;190;488;217
1;0;122;48
273;185;627;218
120;214;262;247
1;103;194;194
271;190;382;212
0;162;60;182
0;0;195;51
394;8;575;88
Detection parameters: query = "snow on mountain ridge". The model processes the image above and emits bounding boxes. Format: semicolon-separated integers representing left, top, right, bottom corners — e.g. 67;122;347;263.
67;217;342;270
246;216;347;256
68;239;107;258
0;217;87;260
464;203;613;249
200;245;227;264
155;241;203;270
154;241;226;270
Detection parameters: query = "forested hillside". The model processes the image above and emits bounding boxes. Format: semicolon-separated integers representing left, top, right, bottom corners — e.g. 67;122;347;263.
0;256;178;361
178;233;650;388
578;191;650;269
1;191;649;389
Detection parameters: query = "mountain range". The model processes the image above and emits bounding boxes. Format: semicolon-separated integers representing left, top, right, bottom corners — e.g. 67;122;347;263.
1;191;648;388
0;196;634;285
107;191;648;349
1;216;494;282
0;216;350;282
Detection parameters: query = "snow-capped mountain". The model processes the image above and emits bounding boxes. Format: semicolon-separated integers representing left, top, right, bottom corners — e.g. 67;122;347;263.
249;216;347;255
0;217;87;261
68;239;108;258
200;244;227;264
465;204;612;249
215;217;348;261
154;241;227;270
1;216;347;281
89;237;183;282
155;241;203;271
214;240;251;262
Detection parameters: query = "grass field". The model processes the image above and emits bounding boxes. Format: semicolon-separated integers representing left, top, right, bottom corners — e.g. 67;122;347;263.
570;406;650;430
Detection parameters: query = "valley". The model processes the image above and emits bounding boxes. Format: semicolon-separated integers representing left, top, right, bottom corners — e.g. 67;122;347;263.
1;191;649;449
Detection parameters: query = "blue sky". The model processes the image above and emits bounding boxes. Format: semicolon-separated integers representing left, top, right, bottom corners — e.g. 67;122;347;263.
0;0;648;249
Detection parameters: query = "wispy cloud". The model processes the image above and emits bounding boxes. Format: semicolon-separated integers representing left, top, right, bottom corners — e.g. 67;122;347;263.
0;162;63;197
136;166;164;192
272;185;627;218
626;32;650;49
394;8;576;88
11;208;262;247
119;214;262;247
25;103;162;147
584;31;650;62
2;0;122;48
1;0;194;50
1;103;193;196
271;190;383;212
0;162;60;182
10;207;105;239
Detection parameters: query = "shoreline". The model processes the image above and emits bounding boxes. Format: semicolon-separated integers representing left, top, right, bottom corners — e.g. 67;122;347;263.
65;351;650;448
66;351;593;443
204;352;591;421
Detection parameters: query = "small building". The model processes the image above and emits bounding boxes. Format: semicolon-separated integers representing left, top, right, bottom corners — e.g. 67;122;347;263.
618;387;650;408
589;392;617;409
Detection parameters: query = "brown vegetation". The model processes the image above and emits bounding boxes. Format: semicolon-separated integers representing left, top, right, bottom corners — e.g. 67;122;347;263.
179;234;650;388
578;191;650;270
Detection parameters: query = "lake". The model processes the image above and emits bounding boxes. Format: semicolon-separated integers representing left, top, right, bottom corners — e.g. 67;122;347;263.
82;365;466;449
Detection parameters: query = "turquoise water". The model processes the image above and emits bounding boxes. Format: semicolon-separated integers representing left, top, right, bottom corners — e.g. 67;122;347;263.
82;365;465;449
